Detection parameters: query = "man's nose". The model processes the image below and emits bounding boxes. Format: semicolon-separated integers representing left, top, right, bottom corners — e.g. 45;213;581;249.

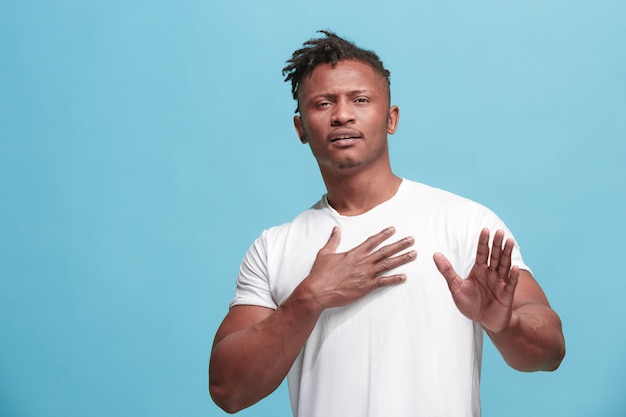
331;100;355;126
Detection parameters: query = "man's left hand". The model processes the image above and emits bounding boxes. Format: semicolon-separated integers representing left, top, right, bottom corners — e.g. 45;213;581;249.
433;228;519;333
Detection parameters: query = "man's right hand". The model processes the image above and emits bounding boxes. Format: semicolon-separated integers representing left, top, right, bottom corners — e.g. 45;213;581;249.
299;226;417;313
209;226;416;413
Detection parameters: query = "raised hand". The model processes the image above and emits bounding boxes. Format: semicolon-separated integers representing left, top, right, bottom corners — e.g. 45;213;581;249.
302;226;417;311
433;228;520;333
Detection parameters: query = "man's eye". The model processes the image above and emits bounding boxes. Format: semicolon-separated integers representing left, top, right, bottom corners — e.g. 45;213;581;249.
355;97;369;103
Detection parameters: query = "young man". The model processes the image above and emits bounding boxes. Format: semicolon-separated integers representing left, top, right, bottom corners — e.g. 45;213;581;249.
209;31;565;417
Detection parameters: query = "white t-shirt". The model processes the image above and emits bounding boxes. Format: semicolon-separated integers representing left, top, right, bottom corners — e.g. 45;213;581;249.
231;179;529;417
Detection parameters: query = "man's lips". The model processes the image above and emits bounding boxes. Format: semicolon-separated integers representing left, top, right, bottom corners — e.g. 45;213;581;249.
328;129;363;144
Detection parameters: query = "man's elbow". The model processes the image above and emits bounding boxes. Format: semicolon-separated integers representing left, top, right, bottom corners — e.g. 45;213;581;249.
545;339;566;371
209;380;245;414
523;311;566;372
511;338;566;372
541;325;566;372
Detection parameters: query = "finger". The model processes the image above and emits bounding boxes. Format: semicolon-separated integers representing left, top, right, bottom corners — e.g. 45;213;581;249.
371;236;415;262
507;265;520;292
475;228;491;266
489;230;505;271
433;252;462;292
497;237;515;277
354;226;396;253
374;273;408;288
318;226;341;255
374;249;417;274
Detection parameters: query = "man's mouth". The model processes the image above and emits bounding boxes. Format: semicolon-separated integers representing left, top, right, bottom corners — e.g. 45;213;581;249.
329;129;362;143
330;135;358;142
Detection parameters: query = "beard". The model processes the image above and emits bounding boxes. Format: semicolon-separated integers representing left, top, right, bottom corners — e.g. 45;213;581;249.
315;154;362;171
335;158;361;170
316;143;386;171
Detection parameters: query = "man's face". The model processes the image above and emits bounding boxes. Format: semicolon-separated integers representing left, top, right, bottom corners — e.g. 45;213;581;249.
294;59;399;173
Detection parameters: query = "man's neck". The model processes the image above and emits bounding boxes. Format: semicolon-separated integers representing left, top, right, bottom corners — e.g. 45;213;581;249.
321;168;402;216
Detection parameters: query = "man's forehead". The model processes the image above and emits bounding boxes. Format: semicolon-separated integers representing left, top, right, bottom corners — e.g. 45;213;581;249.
307;59;379;78
299;60;386;93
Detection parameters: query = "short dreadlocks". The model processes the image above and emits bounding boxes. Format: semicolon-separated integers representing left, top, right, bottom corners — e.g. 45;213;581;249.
282;30;391;113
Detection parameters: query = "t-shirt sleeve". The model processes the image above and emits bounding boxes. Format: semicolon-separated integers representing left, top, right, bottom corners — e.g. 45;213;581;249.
459;205;532;279
229;230;278;310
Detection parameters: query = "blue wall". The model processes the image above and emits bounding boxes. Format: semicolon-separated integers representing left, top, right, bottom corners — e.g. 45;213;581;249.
1;1;625;416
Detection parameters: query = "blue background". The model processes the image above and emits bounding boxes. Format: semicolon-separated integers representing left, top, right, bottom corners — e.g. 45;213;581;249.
1;1;625;416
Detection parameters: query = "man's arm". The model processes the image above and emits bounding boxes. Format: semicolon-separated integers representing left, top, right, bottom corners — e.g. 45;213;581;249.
209;303;319;413
484;269;565;371
209;226;416;413
433;228;565;372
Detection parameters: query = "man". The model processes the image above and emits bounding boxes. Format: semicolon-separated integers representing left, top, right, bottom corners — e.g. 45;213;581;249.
209;31;565;417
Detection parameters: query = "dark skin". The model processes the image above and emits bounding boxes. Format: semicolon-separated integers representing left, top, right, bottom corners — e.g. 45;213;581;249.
435;228;565;371
209;59;565;413
210;226;416;413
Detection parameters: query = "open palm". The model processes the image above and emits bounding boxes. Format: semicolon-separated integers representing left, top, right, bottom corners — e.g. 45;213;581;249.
433;228;520;333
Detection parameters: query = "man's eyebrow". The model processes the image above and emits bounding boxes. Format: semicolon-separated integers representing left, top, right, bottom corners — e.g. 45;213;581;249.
349;89;375;96
312;89;375;99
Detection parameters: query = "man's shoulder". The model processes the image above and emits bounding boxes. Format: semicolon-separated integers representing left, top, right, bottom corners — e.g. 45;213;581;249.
401;179;483;208
260;196;328;240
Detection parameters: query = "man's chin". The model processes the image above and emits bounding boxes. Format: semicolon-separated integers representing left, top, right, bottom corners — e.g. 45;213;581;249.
316;157;362;171
336;160;361;170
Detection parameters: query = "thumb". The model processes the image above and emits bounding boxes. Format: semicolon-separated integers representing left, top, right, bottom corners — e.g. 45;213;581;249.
433;252;461;290
319;226;341;254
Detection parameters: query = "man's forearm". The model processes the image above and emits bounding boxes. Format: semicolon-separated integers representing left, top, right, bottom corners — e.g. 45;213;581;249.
486;302;565;372
209;288;322;413
209;227;416;412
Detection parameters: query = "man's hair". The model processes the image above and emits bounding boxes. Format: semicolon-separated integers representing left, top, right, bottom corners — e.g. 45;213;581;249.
282;30;391;113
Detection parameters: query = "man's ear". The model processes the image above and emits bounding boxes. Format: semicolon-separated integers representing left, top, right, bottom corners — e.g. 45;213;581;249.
387;105;400;134
294;115;308;144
